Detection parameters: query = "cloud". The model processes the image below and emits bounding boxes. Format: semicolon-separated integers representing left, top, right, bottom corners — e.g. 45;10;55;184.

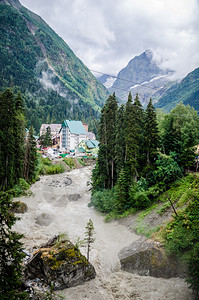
20;0;199;78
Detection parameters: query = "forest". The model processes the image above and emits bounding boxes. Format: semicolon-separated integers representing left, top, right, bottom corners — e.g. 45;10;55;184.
0;88;39;299
90;92;199;294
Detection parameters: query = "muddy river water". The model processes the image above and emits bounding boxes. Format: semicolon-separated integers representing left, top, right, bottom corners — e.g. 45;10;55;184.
14;166;194;299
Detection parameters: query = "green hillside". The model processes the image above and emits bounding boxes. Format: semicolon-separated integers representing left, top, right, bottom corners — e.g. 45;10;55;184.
155;67;199;112
0;0;109;133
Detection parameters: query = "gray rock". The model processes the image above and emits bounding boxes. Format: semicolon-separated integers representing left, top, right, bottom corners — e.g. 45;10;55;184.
35;213;55;226
119;237;187;278
68;194;81;201
25;236;96;290
62;177;72;186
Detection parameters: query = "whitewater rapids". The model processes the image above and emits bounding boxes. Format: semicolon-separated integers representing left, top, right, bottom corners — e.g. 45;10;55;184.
14;166;194;300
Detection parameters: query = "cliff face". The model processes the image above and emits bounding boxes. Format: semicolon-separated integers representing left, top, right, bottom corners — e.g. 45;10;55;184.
0;0;109;132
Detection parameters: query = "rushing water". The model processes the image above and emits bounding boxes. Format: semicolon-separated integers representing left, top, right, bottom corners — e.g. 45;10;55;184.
14;166;194;300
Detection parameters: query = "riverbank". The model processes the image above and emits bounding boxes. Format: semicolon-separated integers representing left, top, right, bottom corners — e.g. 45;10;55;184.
13;166;195;299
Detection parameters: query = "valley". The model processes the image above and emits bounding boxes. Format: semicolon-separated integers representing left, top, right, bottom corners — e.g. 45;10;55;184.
14;166;194;300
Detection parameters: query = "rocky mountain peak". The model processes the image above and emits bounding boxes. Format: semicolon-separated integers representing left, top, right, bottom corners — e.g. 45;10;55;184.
100;50;174;105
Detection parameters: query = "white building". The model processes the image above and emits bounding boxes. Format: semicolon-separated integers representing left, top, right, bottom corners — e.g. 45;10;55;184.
40;124;61;137
59;120;87;152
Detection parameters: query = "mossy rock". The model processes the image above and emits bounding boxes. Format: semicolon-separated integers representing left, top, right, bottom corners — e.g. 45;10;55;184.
25;235;96;290
11;201;28;213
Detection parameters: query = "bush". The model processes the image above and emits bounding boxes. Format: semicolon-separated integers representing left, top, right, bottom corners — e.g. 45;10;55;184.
41;157;52;166
42;163;65;175
133;191;151;210
162;195;199;294
89;188;117;214
63;157;76;169
77;158;86;166
147;152;183;188
12;178;30;197
186;242;199;295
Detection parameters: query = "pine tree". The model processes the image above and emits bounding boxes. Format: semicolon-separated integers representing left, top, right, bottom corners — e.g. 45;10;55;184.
0;191;27;299
0;89;15;190
84;219;95;262
124;92;133;164
95;105;109;189
45;126;52;147
13;92;26;182
105;93;118;188
115;166;131;213
115;104;126;178
143;98;159;174
95;93;118;189
125;93;144;181
23;126;37;182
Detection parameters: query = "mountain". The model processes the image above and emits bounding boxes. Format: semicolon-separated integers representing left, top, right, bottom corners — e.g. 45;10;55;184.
155;67;199;112
101;50;174;105
0;0;109;133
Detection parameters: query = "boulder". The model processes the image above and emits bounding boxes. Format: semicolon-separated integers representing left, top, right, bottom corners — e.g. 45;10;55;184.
11;201;28;213
118;237;187;278
25;236;96;290
68;194;81;201
35;213;55;226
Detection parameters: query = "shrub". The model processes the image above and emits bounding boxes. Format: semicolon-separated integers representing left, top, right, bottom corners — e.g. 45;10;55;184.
133;191;151;210
77;158;86;166
89;188;117;214
44;164;65;175
147;152;183;188
186;242;199;295
39;161;65;175
162;195;199;294
63;157;76;169
41;157;52;166
12;178;31;197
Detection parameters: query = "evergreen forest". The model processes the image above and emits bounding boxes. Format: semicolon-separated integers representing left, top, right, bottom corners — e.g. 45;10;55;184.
90;92;199;294
0;88;38;299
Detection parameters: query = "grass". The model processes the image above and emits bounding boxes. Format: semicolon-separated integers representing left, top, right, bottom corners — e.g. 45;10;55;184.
63;157;76;169
39;157;65;175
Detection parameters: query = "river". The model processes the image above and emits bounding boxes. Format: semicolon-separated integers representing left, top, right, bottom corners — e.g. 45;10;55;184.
14;166;194;300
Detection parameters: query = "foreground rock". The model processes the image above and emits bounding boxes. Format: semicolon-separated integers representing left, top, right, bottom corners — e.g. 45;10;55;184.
25;236;96;290
119;237;187;278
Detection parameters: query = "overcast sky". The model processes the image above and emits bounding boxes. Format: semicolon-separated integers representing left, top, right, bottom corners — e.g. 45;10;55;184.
20;0;199;78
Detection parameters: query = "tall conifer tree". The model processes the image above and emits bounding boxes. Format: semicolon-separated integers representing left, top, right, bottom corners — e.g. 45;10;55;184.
0;191;27;299
23;126;37;182
0;89;15;190
125;93;144;181
14;92;26;181
115;104;126;178
93;104;109;189
92;93;118;189
105;93;118;188
144;98;159;172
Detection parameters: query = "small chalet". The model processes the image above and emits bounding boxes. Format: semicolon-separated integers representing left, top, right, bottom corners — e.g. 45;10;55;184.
77;139;99;156
59;120;87;151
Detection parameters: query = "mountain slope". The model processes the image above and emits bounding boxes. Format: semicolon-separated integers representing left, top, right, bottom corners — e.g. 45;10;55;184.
0;0;109;133
103;50;174;105
155;67;199;112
